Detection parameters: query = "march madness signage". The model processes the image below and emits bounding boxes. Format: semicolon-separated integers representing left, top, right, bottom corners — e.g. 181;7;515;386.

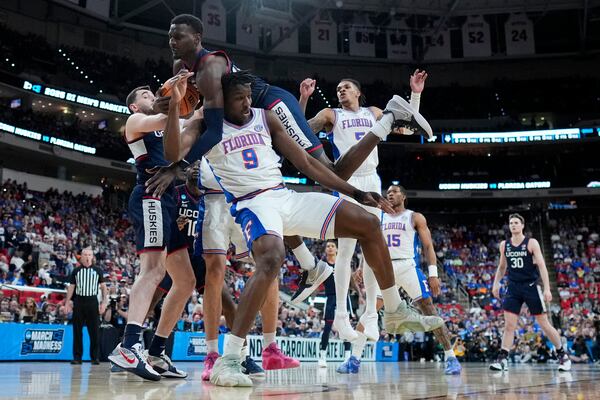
21;329;65;355
186;335;207;357
247;335;376;361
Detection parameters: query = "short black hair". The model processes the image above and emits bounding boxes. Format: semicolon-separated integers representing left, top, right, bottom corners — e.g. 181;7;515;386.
389;184;407;195
171;14;203;35
509;213;525;224
338;78;366;106
221;70;254;98
126;85;150;108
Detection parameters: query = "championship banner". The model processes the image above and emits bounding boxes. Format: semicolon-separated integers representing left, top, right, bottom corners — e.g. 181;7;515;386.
387;17;412;61
246;335;376;361
348;14;376;57
310;12;338;55
505;13;535;56
423;28;451;60
201;0;227;42
462;15;492;57
235;10;260;50
0;323;91;361
270;21;299;53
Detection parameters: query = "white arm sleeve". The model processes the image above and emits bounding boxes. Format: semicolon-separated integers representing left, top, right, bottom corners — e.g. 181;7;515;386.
409;92;421;112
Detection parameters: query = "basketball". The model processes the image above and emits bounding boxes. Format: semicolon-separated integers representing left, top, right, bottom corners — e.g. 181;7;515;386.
160;83;200;117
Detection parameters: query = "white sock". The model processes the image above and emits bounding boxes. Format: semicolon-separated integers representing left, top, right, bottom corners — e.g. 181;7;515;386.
444;349;455;359
207;339;219;354
320;349;327;359
241;344;249;357
344;349;351;360
334;238;356;314
263;332;276;346
352;332;368;359
380;286;401;312
292;243;315;271
363;263;378;314
223;334;245;357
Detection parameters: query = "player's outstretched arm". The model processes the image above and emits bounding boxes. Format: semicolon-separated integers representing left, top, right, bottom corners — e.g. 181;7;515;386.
298;78;316;114
414;212;441;297
266;110;393;213
492;241;507;299
530;238;552;302
163;72;192;161
125;113;168;142
183;56;229;162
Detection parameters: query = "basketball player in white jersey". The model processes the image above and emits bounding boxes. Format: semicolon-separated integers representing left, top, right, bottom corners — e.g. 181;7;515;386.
295;71;429;342
162;71;443;386
195;157;300;380
376;185;462;375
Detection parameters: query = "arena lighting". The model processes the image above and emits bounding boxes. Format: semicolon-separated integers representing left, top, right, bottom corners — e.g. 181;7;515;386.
0;121;96;154
21;80;130;115
439;181;551;190
444;128;580;144
587;181;600;188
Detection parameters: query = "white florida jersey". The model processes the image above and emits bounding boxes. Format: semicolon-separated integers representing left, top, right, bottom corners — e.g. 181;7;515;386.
327;107;378;176
381;209;419;260
204;108;283;202
198;157;222;193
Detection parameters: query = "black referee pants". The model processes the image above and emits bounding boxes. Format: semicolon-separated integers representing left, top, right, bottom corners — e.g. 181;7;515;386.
73;297;100;361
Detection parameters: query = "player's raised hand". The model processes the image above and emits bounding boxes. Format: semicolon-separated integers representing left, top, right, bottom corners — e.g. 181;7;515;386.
299;78;316;99
410;69;428;94
145;164;180;197
354;191;394;213
152;95;171;114
428;276;441;297
170;71;194;104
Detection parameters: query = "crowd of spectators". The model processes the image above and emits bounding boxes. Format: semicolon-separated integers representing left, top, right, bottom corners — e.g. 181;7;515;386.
2;176;600;364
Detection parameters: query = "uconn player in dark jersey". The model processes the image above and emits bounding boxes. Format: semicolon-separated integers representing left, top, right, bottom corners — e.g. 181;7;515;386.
490;213;570;372
108;83;200;381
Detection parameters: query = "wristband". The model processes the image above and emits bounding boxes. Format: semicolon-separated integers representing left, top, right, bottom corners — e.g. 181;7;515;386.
428;265;438;278
371;112;394;140
410;92;421;112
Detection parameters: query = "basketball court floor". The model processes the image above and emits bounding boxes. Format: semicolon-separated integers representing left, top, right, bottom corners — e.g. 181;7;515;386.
1;361;598;399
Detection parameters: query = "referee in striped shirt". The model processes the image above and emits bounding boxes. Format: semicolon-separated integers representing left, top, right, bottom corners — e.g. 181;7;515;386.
65;247;108;364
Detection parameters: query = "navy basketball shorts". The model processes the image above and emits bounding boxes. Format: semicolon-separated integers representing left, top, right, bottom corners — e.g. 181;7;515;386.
503;280;546;316
324;294;353;323
258;85;324;157
158;254;207;295
128;184;175;253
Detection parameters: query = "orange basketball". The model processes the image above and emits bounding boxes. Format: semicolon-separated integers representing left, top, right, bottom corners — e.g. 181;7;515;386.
160;84;200;117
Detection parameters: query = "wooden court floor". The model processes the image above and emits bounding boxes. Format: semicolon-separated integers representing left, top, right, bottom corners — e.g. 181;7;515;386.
1;361;599;399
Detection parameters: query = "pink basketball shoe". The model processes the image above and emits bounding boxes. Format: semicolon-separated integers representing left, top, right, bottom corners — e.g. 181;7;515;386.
261;343;300;370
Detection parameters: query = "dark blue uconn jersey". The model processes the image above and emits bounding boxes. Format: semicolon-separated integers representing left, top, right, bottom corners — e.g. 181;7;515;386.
185;49;269;104
169;184;201;253
126;130;170;185
505;237;538;283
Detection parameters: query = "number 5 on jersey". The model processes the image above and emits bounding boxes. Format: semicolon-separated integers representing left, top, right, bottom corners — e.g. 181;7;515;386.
242;148;259;169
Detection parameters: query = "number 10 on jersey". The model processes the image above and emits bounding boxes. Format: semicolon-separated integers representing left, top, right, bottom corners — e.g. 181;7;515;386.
242;148;259;169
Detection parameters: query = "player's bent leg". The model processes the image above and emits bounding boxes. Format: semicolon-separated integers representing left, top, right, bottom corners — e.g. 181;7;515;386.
490;311;518;371
534;313;571;371
413;297;461;375
108;251;166;381
201;253;226;380
332;202;443;335
147;248;195;378
210;235;284;387
333;237;359;341
261;279;300;370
